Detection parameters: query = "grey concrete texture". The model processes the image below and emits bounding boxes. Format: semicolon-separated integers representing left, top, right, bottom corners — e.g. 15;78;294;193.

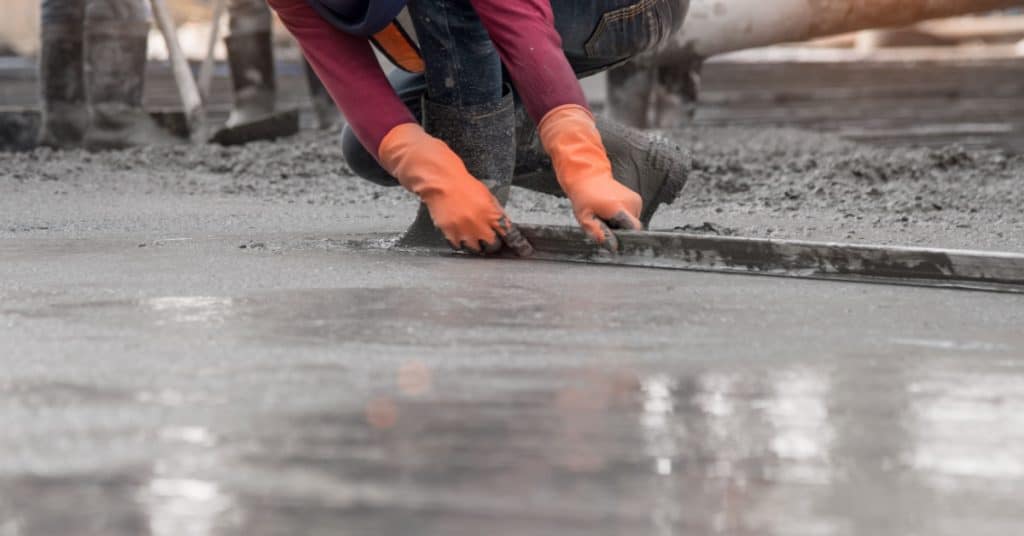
2;234;1024;536
5;121;1022;251
2;126;1024;534
3;59;1024;534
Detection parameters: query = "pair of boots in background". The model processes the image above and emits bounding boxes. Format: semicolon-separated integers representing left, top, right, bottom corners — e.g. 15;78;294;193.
223;0;340;133
38;0;341;151
37;0;180;150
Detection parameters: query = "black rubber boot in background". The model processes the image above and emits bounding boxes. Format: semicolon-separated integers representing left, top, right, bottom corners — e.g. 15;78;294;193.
82;24;183;150
304;60;343;130
399;91;516;248
224;31;277;129
37;23;88;148
513;113;690;227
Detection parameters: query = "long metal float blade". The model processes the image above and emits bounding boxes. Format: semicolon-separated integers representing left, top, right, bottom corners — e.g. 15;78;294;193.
512;224;1024;294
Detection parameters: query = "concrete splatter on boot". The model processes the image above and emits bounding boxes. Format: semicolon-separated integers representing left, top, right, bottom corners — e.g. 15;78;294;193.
83;25;183;151
37;24;88;149
399;92;516;248
224;31;277;129
513;113;689;227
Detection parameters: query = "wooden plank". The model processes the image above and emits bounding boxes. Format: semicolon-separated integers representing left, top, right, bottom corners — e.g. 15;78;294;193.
512;225;1024;294
919;15;1024;40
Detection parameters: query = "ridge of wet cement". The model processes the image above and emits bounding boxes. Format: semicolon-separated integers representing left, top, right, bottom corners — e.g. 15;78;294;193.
3;125;1021;252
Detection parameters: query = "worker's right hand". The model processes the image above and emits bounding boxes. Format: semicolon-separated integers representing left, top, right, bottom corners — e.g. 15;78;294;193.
378;123;533;256
537;105;643;251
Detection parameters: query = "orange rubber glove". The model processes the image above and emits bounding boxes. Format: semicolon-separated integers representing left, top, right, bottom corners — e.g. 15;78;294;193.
378;122;532;256
538;105;643;248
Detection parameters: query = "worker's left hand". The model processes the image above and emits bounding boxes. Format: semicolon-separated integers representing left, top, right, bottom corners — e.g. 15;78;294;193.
564;177;643;249
378;122;534;256
537;104;643;250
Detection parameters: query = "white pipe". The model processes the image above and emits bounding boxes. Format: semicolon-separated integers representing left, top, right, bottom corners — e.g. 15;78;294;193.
650;0;1024;64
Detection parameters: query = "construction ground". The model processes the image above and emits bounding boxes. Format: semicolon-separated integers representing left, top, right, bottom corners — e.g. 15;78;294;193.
2;45;1024;535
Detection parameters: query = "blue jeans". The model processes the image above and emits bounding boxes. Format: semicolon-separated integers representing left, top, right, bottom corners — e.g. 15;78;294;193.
343;0;687;186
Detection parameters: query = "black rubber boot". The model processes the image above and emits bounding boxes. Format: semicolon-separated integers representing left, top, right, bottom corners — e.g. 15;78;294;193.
513;113;689;227
399;92;516;248
82;25;183;151
37;24;88;149
225;31;277;129
304;60;343;130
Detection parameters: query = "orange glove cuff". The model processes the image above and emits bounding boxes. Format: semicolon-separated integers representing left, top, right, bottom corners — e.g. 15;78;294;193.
376;122;520;254
537;104;610;197
537;105;643;245
378;122;463;201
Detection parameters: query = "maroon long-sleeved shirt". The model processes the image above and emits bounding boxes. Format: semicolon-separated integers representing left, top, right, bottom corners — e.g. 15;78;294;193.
267;0;587;160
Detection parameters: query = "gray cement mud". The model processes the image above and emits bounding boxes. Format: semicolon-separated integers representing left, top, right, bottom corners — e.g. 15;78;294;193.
3;58;1024;535
660;125;1024;251
2;231;1024;536
4;124;1022;252
3;122;1024;535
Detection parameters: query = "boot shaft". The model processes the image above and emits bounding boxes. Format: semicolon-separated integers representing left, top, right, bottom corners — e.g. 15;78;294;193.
400;92;516;248
84;23;150;109
38;26;86;105
37;24;89;147
422;92;516;204
225;31;277;127
81;25;183;150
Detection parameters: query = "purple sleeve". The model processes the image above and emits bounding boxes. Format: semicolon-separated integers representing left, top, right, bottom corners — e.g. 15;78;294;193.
469;0;589;123
267;0;416;159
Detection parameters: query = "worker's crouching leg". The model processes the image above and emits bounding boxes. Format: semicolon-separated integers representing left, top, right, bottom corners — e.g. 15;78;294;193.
396;0;511;248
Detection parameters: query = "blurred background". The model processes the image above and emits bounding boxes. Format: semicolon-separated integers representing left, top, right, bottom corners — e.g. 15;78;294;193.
3;1;1024;152
2;2;1023;60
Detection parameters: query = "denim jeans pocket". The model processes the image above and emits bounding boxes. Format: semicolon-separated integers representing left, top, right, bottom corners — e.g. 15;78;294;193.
583;0;680;60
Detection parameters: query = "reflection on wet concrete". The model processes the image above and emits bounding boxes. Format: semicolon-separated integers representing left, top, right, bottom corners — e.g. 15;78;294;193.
6;358;1024;535
144;297;235;326
139;426;240;536
3;250;1024;535
907;366;1024;482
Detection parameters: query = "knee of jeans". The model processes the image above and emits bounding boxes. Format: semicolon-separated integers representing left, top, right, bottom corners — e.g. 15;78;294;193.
582;0;685;61
341;127;400;187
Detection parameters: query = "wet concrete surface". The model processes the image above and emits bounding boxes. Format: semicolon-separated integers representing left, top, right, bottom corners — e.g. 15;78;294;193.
3;57;1024;534
2;231;1024;535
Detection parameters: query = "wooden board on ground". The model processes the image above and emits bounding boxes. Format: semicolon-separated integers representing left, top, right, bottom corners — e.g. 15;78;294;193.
512;225;1024;294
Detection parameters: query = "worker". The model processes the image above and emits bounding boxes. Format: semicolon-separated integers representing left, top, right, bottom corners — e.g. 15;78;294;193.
267;0;688;254
37;0;181;150
224;0;343;131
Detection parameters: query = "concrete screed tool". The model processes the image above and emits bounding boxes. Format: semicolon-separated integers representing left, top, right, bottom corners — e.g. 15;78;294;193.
404;225;1024;294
